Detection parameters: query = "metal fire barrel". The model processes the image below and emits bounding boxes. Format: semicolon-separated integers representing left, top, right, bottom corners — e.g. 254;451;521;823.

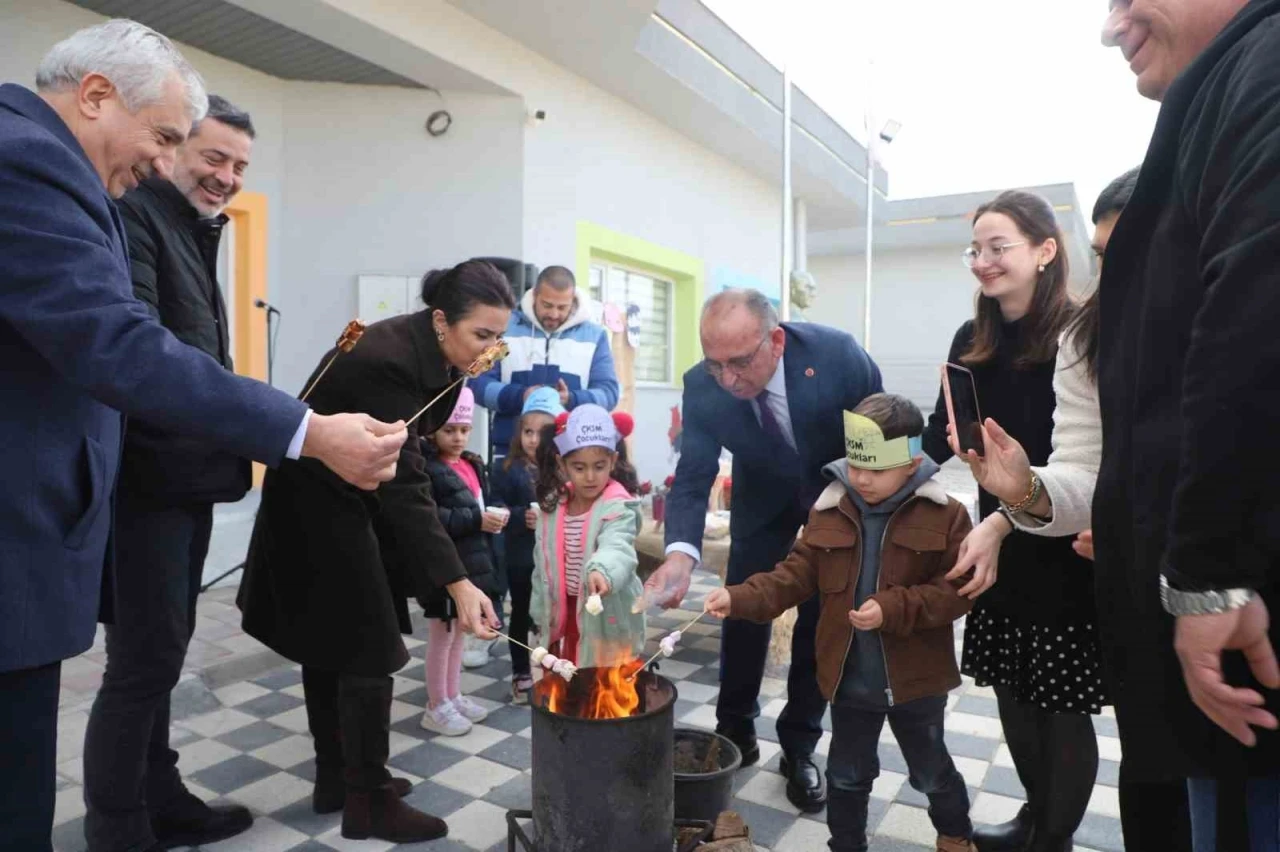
530;669;676;852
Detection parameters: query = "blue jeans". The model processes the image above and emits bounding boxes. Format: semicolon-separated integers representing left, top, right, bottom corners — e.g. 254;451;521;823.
827;695;972;851
1189;776;1280;852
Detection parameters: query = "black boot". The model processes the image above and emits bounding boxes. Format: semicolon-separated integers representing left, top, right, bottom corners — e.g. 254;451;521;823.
976;687;1044;852
314;765;414;815
973;803;1033;852
149;789;253;849
343;784;447;843
337;673;446;842
1027;711;1097;852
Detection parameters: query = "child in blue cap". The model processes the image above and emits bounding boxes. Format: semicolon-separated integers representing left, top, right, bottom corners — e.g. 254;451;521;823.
490;386;564;703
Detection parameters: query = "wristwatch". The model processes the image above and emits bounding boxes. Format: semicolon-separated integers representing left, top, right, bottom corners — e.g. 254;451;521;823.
1159;575;1255;616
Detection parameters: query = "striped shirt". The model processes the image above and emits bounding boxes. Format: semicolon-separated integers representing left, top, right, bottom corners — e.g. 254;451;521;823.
562;511;589;596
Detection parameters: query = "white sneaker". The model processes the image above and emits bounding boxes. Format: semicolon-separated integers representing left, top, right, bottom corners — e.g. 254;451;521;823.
451;695;489;723
462;635;496;669
420;700;472;736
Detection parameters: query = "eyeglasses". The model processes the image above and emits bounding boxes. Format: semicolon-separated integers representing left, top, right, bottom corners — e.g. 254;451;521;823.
703;334;768;380
962;241;1026;269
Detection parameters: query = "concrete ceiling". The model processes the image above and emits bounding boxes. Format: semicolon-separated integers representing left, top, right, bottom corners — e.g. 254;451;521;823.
68;0;429;88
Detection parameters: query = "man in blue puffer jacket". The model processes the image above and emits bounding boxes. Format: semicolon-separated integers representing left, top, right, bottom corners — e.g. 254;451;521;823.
472;265;619;460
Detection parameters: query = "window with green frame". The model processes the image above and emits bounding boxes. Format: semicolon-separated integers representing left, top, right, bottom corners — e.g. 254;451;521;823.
588;262;674;384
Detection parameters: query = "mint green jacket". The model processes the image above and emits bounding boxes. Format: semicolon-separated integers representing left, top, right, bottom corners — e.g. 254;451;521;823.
530;480;646;667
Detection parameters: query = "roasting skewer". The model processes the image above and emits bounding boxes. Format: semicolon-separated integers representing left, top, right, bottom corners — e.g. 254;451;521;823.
629;609;706;680
405;340;509;427
300;319;365;402
494;630;578;681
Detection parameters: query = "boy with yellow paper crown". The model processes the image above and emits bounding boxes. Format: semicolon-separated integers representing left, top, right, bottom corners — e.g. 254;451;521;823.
706;393;976;852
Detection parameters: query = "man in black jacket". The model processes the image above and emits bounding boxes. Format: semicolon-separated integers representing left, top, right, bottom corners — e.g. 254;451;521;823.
82;95;259;852
1098;2;1280;848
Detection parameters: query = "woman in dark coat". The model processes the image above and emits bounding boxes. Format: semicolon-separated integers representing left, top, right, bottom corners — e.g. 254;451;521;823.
922;191;1099;852
237;260;514;844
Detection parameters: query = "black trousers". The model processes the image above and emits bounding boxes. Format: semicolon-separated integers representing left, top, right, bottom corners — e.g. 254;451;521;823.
1118;766;1193;852
83;494;214;851
0;661;61;852
507;568;534;677
302;667;395;790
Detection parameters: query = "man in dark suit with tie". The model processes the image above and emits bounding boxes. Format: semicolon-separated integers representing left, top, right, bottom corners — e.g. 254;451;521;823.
0;21;412;850
645;289;882;812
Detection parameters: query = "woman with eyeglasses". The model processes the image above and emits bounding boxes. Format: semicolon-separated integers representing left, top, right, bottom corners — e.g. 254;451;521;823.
921;190;1100;852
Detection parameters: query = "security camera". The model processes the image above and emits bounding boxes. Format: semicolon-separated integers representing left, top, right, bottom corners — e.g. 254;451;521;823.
534;109;547;122
878;119;903;144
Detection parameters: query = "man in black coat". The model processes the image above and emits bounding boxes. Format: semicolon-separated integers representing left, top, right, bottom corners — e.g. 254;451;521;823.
1098;1;1280;845
81;95;260;852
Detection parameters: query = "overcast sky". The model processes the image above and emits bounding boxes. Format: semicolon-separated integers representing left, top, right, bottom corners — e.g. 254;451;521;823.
702;0;1162;219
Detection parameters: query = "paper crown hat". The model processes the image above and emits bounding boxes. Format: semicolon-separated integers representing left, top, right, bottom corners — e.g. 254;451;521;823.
843;411;923;470
445;386;475;426
553;404;634;456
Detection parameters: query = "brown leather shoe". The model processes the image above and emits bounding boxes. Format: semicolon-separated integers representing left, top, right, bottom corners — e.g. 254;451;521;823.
937;835;977;852
314;770;413;814
342;785;447;842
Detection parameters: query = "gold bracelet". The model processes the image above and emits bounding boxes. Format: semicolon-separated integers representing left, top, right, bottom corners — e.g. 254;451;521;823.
1002;472;1043;515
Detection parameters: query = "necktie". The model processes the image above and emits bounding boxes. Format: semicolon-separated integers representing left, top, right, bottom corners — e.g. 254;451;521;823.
756;390;797;458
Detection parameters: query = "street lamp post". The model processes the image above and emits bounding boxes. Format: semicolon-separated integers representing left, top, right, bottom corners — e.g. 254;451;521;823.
862;117;901;354
781;65;793;322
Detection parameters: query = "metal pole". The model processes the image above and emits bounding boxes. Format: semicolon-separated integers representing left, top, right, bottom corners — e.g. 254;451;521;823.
794;198;808;273
862;60;875;353
864;139;874;352
780;65;793;322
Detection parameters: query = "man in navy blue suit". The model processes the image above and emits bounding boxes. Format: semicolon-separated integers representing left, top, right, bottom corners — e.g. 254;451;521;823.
0;20;430;850
645;289;882;812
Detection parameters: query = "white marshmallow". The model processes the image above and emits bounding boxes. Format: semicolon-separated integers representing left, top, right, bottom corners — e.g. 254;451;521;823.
531;647;548;665
668;630;683;645
584;594;604;616
541;653;559;670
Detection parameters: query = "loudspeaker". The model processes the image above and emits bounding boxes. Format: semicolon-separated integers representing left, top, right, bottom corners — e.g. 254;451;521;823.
472;256;540;301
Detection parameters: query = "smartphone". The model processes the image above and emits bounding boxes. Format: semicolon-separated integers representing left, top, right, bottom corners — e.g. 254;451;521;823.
940;362;984;456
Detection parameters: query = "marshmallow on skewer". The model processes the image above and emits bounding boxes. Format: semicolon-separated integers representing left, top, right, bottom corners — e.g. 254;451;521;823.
540;653;559;671
531;647;548;666
584;594;604;616
658;630;683;657
558;661;578;680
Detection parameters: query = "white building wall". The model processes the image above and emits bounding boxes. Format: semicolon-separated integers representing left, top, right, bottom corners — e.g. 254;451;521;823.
808;247;978;412
5;0;789;483
275;83;524;397
317;0;784;483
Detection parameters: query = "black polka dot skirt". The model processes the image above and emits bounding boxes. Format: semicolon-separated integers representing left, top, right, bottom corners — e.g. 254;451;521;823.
960;605;1108;715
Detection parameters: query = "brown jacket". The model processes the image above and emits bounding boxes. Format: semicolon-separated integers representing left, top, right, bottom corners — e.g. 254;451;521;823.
728;477;973;706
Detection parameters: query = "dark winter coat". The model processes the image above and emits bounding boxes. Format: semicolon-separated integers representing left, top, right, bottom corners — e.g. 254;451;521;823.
418;445;495;619
1093;0;1280;780
237;311;468;677
491;458;538;581
923;320;1095;628
116;177;251;504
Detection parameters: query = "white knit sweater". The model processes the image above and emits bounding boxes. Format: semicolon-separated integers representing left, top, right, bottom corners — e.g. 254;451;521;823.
1009;332;1100;537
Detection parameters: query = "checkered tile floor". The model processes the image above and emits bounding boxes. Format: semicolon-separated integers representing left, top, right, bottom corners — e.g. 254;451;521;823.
51;570;1126;852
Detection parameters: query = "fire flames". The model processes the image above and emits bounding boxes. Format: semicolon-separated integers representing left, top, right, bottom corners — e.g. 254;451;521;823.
542;657;646;720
